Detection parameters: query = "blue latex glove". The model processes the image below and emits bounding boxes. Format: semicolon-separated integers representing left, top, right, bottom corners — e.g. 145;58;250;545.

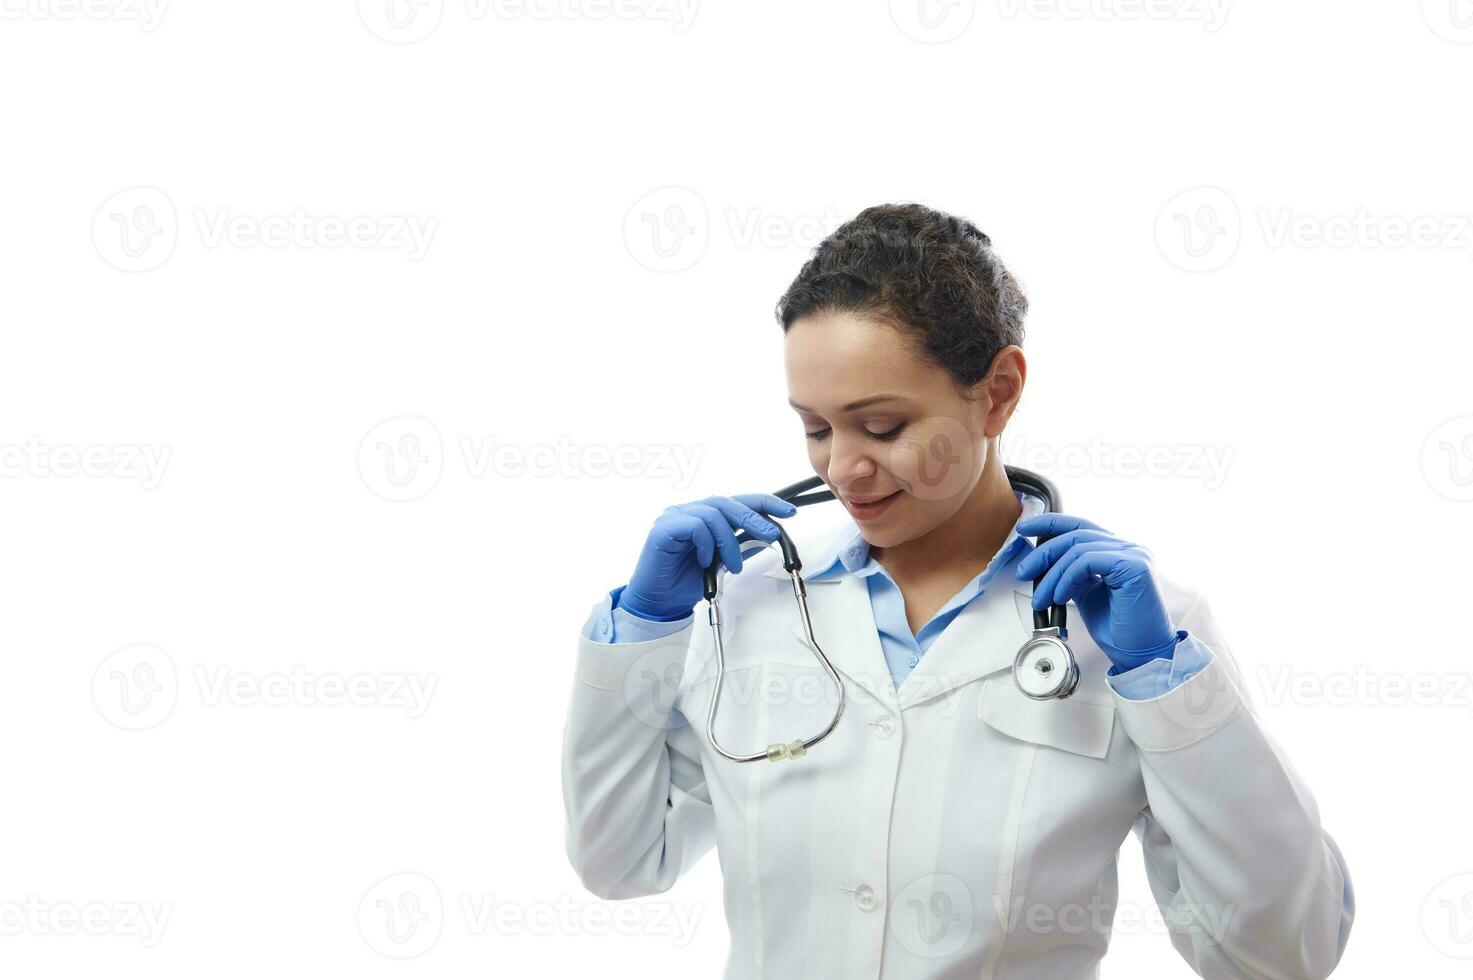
617;494;799;622
1012;513;1179;671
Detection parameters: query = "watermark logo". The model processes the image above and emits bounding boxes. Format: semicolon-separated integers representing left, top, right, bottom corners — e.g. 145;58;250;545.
92;186;177;273
1258;208;1473;253
92;187;437;271
620;639;689;731
359;0;697;42
1422;0;1473;43
92;644;178;731
995;0;1231;32
1256;664;1473;711
1421;415;1473;502
357;0;444;42
889;0;976;43
1159;188;1473;270
359;873;444;959
1155;186;1240;273
887;416;977;502
458;892;702;943
1002;435;1235;489
358;415;445;503
0;896;173;946
357;415;704;501
92;647;438;726
890;873;973;958
0;438;172;488
996;894;1235;939
624;186;709;272
1422;872;1473;958
0;0;168;30
192;666;436;718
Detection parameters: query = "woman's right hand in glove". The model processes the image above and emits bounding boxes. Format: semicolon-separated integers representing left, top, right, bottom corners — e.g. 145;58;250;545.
616;494;799;622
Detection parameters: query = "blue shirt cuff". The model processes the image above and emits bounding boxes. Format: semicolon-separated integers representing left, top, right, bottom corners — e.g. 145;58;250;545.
581;585;694;645
1107;630;1211;701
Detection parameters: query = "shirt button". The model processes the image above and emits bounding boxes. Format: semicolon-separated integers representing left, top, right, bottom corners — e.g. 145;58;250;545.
907;654;918;668
597;620;610;637
871;716;896;738
854;884;878;911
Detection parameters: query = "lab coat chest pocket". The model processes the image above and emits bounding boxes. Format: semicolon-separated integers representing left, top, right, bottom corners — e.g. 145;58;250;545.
976;675;1116;760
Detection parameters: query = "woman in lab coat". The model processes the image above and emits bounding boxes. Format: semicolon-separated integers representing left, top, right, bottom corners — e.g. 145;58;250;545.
561;203;1354;979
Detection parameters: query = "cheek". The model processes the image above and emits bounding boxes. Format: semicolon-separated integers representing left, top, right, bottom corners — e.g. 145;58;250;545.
888;415;983;502
805;439;828;472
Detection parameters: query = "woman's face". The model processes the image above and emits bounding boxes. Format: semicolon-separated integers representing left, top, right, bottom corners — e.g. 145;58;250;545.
784;309;1020;548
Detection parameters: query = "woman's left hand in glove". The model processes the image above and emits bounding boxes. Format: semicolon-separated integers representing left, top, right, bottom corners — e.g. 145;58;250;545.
1012;513;1181;672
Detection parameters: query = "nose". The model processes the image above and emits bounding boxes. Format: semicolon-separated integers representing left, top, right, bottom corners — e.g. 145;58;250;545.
824;430;879;491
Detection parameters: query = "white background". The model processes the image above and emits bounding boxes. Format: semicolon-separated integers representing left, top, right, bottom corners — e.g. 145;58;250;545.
2;0;1470;976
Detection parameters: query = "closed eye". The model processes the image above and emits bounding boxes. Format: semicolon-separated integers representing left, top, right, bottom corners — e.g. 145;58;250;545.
803;423;905;442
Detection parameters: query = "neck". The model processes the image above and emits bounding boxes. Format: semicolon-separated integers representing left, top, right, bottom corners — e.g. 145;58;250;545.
870;449;1021;583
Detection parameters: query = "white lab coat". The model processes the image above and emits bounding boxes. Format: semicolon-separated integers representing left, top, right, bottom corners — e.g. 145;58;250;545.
561;521;1354;979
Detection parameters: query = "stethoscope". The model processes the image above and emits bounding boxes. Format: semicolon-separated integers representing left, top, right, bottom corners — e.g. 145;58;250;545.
703;466;1078;765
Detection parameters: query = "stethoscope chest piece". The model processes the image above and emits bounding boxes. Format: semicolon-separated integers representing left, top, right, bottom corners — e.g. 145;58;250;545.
1012;626;1080;701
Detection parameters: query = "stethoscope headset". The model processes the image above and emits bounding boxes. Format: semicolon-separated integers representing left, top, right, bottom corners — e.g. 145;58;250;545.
703;466;1078;764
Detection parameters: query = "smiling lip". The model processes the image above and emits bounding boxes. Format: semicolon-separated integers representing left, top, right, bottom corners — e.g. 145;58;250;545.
844;489;902;520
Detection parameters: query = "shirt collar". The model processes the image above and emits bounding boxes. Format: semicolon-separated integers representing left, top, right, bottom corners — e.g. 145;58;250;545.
803;489;1046;582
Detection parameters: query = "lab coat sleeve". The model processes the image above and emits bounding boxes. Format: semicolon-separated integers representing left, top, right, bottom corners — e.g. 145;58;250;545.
582;585;695;646
1107;631;1214;700
562;599;715;901
1112;593;1354;980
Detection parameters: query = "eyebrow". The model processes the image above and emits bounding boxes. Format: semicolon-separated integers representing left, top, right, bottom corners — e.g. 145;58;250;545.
788;394;907;413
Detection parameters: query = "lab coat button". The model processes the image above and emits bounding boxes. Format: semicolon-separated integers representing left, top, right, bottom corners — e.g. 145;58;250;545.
872;716;896;738
853;884;878;911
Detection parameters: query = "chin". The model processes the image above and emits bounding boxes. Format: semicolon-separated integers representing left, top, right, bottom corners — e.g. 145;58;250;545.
856;519;916;550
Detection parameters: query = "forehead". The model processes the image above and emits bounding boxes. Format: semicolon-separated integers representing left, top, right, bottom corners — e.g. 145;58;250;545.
784;310;936;407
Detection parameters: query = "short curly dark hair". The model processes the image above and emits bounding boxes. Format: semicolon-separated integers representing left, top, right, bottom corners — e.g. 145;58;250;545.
774;203;1028;392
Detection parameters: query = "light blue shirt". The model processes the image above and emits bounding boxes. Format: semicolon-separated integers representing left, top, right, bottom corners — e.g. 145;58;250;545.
584;492;1211;700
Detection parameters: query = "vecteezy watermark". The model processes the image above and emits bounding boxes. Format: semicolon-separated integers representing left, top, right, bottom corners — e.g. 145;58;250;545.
889;873;974;958
92;644;438;730
995;0;1230;31
623;188;850;273
0;896;173;947
1422;0;1473;43
458;892;702;945
357;872;702;958
1423;872;1473;959
359;873;443;959
357;0;698;43
192;666;437;717
995;894;1236;940
1157;185;1473;272
624;186;709;273
0;0;167;30
0;437;171;489
356;415;704;502
1002;435;1236;489
1155;186;1242;273
1422;415;1473;502
1256;664;1473;711
92;186;436;272
1257;207;1473;254
889;0;976;43
92;644;178;731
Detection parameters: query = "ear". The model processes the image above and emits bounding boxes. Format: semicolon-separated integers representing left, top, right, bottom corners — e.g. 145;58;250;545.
976;345;1026;437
